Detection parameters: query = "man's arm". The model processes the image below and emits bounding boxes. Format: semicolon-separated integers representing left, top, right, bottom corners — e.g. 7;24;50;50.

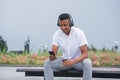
63;44;88;66
49;45;59;61
52;45;59;55
73;44;88;63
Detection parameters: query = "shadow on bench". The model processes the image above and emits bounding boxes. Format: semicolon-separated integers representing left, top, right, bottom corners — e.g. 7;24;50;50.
16;67;120;78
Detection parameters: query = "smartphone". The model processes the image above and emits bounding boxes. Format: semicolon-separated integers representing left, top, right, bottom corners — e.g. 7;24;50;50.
48;51;55;55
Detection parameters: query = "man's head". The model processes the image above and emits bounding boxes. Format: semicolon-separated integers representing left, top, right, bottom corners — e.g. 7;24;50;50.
57;13;74;35
57;13;74;27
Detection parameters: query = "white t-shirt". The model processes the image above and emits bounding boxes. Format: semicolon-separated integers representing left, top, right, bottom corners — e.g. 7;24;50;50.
52;27;88;59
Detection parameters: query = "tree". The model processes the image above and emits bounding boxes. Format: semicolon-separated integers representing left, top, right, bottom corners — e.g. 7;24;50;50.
24;36;30;53
0;35;8;53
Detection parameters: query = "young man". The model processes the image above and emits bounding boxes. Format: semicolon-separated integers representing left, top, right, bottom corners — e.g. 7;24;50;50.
44;13;92;80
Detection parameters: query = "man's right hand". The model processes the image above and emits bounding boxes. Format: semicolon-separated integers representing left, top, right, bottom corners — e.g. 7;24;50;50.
49;55;57;61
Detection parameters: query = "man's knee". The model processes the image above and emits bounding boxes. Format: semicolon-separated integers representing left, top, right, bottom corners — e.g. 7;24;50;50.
44;59;50;67
82;58;92;67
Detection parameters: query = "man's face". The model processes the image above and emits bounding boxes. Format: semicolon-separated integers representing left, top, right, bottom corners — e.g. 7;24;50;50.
58;19;71;35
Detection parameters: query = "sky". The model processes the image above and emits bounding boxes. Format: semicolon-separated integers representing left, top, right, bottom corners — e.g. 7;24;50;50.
0;0;120;53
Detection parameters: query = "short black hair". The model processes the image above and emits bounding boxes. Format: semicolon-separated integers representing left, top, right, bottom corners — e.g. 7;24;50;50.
58;13;70;20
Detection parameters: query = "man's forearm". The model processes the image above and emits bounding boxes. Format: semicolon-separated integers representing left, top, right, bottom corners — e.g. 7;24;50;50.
73;53;88;63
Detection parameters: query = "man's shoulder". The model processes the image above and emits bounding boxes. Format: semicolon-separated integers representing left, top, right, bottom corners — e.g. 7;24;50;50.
72;27;83;33
53;29;62;36
54;29;61;33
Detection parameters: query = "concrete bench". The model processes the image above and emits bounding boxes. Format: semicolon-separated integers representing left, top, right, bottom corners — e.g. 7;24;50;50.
16;67;120;79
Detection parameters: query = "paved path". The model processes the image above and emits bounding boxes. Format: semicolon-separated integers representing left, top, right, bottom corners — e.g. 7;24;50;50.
0;67;119;80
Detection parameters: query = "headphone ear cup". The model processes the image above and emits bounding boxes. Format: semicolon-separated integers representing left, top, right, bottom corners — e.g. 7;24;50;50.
57;22;60;26
70;20;74;27
70;22;74;27
69;14;74;27
57;19;60;26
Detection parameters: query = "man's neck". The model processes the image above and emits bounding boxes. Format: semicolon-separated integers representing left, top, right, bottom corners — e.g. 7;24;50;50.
65;28;71;36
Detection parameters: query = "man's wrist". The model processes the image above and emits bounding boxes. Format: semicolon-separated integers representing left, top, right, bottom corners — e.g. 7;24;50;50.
73;58;80;63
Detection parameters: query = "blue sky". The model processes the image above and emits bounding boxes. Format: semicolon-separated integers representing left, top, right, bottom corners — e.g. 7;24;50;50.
0;0;120;52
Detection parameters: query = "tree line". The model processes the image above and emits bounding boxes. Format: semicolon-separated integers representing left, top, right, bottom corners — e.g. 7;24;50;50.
0;35;7;53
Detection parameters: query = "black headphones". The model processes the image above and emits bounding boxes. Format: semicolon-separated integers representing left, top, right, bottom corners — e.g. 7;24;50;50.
57;13;74;27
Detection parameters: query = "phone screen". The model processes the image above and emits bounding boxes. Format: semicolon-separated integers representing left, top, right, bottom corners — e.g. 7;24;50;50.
48;51;55;55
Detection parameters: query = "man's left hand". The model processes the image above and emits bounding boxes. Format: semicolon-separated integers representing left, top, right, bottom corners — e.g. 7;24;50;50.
62;59;75;67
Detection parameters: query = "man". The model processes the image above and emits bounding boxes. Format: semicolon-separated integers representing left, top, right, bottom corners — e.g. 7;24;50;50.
44;13;92;80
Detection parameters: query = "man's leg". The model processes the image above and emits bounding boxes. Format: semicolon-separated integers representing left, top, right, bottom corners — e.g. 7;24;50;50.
44;57;71;80
73;58;92;80
44;59;54;80
82;58;92;80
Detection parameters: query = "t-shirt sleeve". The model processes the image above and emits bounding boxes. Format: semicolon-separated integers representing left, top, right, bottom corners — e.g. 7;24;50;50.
52;33;59;46
78;30;88;47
